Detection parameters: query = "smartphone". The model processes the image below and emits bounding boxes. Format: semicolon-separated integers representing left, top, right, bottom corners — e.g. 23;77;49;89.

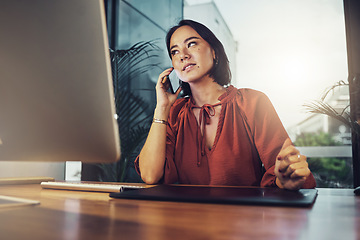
162;71;180;94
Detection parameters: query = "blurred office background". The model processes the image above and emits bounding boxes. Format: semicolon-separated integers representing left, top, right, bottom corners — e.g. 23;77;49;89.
2;0;357;188
96;0;353;187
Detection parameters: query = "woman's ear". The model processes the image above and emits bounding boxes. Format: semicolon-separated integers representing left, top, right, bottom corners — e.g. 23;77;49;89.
212;49;218;65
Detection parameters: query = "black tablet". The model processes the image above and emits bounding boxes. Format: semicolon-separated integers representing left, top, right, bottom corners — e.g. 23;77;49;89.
110;185;318;207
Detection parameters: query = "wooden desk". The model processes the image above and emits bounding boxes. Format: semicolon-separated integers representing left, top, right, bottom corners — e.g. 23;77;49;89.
0;184;359;240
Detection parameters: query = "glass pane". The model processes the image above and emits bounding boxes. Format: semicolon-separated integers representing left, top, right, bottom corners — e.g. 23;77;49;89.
126;0;183;31
117;0;183;105
104;0;183;182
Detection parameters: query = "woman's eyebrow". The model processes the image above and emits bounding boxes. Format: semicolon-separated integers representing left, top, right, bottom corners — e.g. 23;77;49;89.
170;36;201;51
184;36;200;43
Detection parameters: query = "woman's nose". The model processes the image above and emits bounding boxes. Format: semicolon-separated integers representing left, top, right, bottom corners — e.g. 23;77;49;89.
180;50;190;61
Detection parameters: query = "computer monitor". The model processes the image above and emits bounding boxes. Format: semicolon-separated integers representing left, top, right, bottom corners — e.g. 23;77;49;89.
0;0;121;163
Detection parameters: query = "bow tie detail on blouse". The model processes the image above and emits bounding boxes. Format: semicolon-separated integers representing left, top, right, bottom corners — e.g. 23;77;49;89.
191;102;222;166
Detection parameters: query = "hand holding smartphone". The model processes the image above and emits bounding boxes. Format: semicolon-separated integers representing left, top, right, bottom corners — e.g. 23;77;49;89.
162;71;180;94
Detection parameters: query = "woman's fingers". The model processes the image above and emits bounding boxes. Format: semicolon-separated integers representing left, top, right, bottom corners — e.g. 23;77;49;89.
157;67;173;85
290;166;310;179
275;138;312;190
277;138;293;160
277;144;300;162
278;154;300;174
281;159;309;178
155;67;182;111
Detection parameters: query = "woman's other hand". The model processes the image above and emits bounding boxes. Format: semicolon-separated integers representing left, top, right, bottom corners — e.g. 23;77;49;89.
275;138;311;190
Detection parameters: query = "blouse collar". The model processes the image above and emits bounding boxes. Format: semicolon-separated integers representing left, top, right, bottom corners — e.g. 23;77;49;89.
187;85;237;166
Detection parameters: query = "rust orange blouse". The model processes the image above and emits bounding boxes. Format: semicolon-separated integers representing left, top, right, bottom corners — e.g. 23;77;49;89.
136;85;316;188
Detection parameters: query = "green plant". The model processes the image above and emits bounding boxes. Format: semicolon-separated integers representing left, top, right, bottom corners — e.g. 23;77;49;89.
303;80;360;135
301;81;360;187
97;41;160;182
294;131;342;147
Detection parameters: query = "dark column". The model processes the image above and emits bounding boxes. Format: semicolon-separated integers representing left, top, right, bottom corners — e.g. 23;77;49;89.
343;0;360;187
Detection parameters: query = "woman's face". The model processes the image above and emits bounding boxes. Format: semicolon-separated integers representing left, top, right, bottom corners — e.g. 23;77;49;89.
169;25;215;83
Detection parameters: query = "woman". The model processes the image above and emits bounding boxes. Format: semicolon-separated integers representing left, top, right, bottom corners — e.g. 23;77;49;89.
136;19;316;190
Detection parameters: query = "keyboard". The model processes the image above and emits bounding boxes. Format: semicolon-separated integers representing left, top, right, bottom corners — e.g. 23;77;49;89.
40;181;147;193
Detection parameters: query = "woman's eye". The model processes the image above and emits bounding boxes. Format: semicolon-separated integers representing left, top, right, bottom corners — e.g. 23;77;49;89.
188;42;196;48
171;50;179;56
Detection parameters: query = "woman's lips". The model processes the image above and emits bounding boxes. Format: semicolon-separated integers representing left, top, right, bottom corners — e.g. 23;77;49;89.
182;63;196;71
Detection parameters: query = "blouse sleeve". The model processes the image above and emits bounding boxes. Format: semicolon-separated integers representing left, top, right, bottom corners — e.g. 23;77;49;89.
133;123;179;183
134;98;186;184
162;98;190;184
133;122;179;183
246;90;316;188
161;122;179;183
